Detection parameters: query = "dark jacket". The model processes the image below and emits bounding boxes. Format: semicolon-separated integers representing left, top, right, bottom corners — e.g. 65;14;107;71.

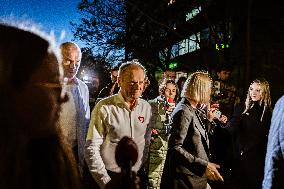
105;171;140;189
263;95;284;189
225;102;271;189
161;98;213;189
97;82;119;99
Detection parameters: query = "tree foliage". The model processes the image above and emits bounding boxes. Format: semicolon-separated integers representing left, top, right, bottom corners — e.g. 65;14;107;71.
72;0;126;64
72;0;180;73
72;0;236;73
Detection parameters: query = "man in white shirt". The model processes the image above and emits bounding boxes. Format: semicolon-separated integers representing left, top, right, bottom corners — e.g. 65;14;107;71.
85;60;152;189
59;42;90;174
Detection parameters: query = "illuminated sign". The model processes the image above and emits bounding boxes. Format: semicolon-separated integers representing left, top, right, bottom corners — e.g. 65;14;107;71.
215;43;229;50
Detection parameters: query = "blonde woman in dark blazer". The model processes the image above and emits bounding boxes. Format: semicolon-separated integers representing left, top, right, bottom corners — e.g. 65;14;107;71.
161;71;223;189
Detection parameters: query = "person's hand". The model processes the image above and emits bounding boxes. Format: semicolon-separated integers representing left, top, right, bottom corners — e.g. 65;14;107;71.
218;114;228;124
207;103;219;121
150;129;158;143
205;162;224;182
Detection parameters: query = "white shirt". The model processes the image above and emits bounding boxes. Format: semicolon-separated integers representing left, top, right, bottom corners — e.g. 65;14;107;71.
59;78;90;172
85;92;151;189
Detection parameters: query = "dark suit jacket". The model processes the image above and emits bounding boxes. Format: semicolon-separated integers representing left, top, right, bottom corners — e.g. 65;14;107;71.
161;98;211;189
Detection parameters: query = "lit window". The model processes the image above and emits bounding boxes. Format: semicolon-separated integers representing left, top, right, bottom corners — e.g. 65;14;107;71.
178;32;200;56
186;6;202;21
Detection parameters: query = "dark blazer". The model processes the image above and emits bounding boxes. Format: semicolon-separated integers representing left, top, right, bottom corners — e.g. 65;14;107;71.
161;98;211;189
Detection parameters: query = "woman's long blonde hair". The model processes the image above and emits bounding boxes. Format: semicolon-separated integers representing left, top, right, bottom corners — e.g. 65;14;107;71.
243;78;272;121
181;71;212;104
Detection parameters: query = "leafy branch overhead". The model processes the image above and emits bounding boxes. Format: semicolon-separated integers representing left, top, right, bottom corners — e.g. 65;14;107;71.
71;0;126;64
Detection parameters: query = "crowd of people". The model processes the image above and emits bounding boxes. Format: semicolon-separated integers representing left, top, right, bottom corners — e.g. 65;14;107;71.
1;22;284;189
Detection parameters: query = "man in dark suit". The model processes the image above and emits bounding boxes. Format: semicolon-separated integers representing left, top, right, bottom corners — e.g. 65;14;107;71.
97;65;120;99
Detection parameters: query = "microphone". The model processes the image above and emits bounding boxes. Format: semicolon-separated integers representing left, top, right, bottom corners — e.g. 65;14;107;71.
167;97;174;103
166;97;175;112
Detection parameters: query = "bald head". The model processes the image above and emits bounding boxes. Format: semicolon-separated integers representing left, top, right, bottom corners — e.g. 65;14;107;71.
60;42;81;59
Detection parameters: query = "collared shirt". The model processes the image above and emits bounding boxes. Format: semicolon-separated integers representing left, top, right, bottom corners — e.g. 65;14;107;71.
59;78;90;172
85;92;151;188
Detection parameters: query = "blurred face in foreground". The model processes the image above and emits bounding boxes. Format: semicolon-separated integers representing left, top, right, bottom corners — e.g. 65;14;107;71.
0;24;68;135
24;51;67;130
118;66;145;103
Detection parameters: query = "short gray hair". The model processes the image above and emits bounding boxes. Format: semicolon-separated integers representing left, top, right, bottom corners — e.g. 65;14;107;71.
118;59;146;79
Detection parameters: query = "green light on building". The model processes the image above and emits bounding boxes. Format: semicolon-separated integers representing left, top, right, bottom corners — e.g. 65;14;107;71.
169;62;178;69
215;43;230;50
